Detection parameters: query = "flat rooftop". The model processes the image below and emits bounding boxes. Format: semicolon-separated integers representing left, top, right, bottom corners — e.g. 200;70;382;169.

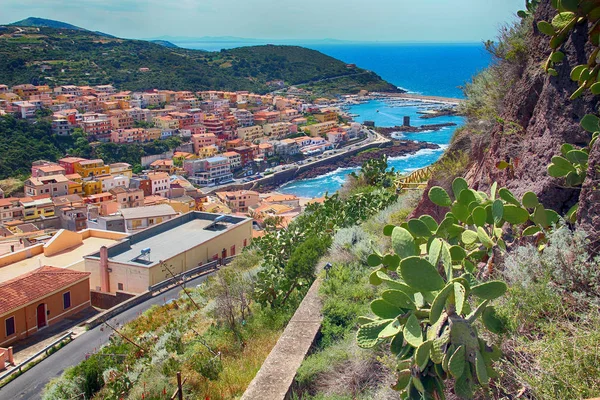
0;236;118;282
94;212;250;267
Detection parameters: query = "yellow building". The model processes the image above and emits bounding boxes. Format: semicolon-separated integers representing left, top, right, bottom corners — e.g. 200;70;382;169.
237;125;265;142
307;121;338;137
74;159;109;178
84;212;253;293
21;197;55;221
314;110;338;123
82;180;103;196
68;180;83;195
198;145;219;158
153;116;179;130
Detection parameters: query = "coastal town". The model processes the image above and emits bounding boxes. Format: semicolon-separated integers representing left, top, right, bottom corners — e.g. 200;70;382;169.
0;76;459;388
0;81;413;365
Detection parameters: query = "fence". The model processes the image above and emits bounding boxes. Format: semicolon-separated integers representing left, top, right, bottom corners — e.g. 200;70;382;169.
395;166;433;191
0;331;73;384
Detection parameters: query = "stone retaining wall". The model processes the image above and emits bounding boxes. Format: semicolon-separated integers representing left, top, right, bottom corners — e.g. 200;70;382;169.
241;277;323;400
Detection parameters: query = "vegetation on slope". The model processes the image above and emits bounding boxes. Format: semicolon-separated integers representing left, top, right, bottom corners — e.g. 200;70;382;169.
0;114;182;180
0;25;397;95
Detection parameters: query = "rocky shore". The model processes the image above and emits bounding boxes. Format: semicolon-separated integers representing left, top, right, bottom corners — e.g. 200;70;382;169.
418;109;461;119
376;123;456;135
294;140;438;180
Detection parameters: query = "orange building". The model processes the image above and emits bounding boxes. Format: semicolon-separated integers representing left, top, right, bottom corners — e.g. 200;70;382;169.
0;266;91;346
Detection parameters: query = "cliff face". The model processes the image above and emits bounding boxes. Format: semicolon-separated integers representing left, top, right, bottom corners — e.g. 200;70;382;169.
414;1;599;235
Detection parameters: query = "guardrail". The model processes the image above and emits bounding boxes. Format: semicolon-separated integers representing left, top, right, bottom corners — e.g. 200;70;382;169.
0;331;73;384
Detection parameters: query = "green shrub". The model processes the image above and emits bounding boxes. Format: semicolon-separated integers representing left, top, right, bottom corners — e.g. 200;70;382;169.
42;372;85;400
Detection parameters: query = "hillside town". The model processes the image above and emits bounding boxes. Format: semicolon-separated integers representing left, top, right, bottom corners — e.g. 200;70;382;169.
0;82;378;361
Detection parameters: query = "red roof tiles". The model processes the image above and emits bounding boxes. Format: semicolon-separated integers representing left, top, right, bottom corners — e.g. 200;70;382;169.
0;266;90;316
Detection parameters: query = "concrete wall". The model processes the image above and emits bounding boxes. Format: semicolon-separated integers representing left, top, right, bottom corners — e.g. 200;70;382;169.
85;258;150;293
141;150;174;167
0;278;91;347
43;229;83;257
0;244;44;268
90;290;135;309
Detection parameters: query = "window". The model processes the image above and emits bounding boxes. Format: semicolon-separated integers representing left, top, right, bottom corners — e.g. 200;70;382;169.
5;317;15;337
63;292;71;309
118;283;124;291
243;239;248;247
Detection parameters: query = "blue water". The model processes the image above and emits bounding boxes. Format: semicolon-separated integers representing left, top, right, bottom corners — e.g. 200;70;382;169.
172;40;488;198
279;99;465;198
174;41;491;99
307;43;490;99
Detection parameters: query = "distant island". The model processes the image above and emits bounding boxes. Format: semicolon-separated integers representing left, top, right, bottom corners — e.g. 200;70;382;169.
0;18;400;96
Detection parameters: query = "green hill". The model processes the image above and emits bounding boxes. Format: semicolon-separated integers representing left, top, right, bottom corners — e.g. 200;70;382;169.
0;24;398;95
9;17;84;30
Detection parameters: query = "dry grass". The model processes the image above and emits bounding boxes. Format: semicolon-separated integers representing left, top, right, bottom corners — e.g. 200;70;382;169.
184;329;282;399
0;178;24;196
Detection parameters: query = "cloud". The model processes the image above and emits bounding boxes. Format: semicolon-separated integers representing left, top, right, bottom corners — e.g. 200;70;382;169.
0;0;523;41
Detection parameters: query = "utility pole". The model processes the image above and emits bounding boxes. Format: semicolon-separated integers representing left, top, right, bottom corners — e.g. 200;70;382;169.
176;372;183;400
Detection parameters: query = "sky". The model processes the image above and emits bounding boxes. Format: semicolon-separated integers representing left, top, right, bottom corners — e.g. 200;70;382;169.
1;0;524;42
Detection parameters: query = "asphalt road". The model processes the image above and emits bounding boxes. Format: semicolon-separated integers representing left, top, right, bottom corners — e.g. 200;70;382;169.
0;273;214;400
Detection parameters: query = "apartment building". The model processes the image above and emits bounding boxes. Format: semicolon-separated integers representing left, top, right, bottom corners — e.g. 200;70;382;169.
0;198;23;223
185;157;232;186
108;110;134;130
80;113;111;141
263;122;292;139
221;151;242;170
141;172;170;197
191;133;218;153
73;159;109;178
109;187;144;209
233;109;254;127
21;196;55;221
31;162;66;178
24;175;70;197
216;190;259;213
120;204;178;232
237;125;264;142
51;118;73;136
307;121;338;137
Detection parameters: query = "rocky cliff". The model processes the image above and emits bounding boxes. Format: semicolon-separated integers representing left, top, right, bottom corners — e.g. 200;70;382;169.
414;1;600;240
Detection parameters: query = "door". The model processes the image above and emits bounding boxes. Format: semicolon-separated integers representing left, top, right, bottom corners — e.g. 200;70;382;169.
221;248;227;259
37;304;47;329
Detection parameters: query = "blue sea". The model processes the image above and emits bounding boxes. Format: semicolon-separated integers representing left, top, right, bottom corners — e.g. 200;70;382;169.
175;40;490;198
279;99;465;198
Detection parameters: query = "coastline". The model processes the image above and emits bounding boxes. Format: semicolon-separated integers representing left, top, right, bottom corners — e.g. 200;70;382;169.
255;140;438;193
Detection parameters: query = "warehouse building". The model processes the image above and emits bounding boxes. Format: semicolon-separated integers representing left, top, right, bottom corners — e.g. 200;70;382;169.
84;212;252;293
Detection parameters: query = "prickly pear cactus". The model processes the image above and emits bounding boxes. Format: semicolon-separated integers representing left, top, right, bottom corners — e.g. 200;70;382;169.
357;179;554;399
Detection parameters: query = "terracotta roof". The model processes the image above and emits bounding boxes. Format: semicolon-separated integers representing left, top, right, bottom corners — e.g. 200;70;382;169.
264;194;298;202
0;266;90;316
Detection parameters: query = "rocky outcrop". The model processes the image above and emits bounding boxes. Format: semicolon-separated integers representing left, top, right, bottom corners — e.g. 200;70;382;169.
414;1;599;227
294;141;438;180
